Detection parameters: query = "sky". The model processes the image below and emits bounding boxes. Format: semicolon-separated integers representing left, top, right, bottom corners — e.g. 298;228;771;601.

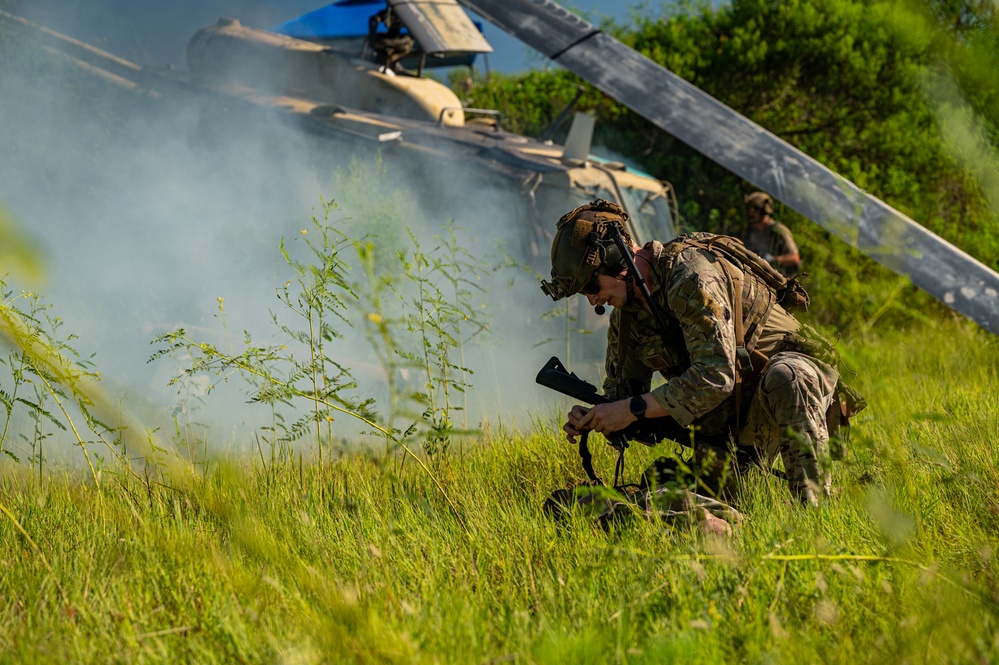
468;1;653;72
13;0;655;73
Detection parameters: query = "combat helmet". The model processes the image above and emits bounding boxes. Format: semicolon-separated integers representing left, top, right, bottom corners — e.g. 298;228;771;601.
744;191;774;216
540;199;634;301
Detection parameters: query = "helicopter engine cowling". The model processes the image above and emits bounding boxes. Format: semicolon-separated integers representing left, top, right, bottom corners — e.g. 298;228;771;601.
186;18;465;127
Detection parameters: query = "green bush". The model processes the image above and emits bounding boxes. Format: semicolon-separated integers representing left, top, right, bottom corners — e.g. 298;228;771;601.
457;0;999;332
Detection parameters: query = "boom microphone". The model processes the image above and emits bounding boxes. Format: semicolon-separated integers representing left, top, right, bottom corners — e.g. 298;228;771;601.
594;305;605;315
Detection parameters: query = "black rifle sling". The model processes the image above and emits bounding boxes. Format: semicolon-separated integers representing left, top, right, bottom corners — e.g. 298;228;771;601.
578;431;627;488
609;227;671;335
578;431;601;484
574;228;661;484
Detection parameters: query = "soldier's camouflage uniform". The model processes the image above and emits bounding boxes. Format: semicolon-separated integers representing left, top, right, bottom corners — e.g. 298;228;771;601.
603;239;842;504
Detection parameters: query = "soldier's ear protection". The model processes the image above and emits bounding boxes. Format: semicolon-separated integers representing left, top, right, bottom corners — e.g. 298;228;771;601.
586;229;626;275
540;199;633;301
582;198;631;275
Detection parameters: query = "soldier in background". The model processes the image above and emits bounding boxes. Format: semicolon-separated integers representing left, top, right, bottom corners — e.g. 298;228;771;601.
743;192;801;277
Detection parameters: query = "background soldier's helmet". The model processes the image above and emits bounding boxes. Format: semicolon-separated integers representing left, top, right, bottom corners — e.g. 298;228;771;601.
540;199;633;301
744;191;775;216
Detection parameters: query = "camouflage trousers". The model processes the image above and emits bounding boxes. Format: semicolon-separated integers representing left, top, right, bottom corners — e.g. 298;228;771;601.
740;351;840;505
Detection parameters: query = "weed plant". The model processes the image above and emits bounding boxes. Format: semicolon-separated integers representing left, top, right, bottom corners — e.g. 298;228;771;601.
0;282;131;485
0;319;997;663
151;200;489;464
0;200;996;663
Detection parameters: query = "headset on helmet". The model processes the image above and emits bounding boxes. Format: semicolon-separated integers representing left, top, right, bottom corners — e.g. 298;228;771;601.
540;199;633;301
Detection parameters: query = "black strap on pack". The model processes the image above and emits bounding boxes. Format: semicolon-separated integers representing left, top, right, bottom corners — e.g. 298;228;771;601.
578;431;599;483
577;432;626;487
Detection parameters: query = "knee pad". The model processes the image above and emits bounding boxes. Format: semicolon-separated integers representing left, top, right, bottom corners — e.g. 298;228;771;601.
761;360;798;397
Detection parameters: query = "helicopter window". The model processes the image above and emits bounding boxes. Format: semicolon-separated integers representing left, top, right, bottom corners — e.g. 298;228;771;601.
621;187;675;242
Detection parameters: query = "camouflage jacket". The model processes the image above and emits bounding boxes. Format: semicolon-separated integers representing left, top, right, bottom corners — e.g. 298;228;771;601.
602;239;810;433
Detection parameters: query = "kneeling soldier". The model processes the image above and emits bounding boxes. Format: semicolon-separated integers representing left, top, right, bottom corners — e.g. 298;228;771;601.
540;200;864;505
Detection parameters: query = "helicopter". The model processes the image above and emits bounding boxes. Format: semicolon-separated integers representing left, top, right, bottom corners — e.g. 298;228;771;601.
0;2;678;268
3;0;996;339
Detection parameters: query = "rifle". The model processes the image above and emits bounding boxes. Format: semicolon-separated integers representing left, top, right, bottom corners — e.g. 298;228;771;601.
536;356;775;483
536;356;689;450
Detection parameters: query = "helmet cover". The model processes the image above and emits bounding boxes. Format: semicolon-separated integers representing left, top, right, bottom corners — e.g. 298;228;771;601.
540;200;633;301
744;191;775;216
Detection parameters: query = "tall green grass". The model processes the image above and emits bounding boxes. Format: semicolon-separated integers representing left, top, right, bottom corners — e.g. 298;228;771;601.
1;319;996;663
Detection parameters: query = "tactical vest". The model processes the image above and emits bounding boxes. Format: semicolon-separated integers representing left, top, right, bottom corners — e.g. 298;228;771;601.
665;233;810;313
638;232;807;378
621;233;865;448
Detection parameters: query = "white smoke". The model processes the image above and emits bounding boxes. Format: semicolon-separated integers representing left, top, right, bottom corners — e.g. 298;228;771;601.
0;4;586;456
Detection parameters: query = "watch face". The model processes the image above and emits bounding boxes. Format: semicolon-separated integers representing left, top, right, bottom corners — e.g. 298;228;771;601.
630;395;646;417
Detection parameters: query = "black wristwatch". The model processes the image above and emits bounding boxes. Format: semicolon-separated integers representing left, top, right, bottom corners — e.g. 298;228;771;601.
629;395;647;420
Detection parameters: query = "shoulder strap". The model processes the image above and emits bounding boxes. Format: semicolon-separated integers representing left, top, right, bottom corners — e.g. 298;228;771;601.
715;257;748;432
616;309;634;388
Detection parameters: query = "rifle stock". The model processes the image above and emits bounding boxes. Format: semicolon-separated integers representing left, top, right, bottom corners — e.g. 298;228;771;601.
535;356;608;405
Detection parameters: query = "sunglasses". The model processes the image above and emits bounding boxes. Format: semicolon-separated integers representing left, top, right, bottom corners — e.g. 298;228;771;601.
580;272;601;295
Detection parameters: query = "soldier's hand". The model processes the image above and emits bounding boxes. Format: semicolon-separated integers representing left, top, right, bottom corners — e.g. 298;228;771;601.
576;400;636;436
563;405;591;444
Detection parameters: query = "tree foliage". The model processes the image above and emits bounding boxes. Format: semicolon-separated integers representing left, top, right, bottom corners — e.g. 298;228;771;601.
457;0;999;332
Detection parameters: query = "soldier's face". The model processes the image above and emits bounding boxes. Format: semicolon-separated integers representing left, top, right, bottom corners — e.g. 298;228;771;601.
584;274;628;309
748;207;771;230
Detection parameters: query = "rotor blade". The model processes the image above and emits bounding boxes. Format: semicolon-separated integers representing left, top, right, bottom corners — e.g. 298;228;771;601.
458;0;999;336
388;0;492;55
0;10;142;81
